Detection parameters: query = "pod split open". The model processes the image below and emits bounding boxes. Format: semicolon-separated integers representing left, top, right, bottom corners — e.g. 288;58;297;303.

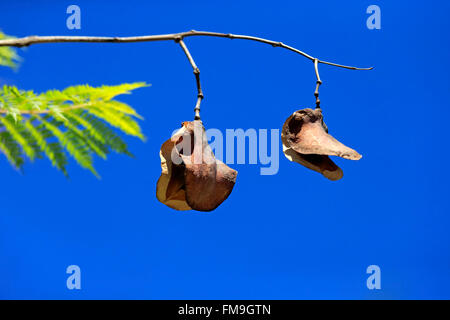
281;108;361;180
156;121;237;212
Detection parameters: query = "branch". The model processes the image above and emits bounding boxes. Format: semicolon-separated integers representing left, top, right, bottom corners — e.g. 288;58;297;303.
0;30;373;117
0;30;374;71
176;38;203;120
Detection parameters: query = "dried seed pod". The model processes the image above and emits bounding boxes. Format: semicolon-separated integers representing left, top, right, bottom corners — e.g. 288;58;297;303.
156;121;237;211
281;108;361;180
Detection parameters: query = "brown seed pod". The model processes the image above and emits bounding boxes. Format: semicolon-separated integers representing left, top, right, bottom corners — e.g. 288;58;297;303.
156;121;237;211
281;108;361;180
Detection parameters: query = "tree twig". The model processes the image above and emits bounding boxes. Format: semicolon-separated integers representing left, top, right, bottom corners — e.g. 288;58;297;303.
0;30;373;71
176;38;203;120
313;59;322;109
0;30;373;117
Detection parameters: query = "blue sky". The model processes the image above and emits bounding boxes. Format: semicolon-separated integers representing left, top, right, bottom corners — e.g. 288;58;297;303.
0;0;449;299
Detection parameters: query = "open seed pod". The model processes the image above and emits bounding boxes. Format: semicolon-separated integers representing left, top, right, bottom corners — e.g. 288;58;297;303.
156;121;237;212
281;108;361;180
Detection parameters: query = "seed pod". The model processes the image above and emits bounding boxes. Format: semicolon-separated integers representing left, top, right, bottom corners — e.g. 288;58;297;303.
281;108;361;180
156;121;237;211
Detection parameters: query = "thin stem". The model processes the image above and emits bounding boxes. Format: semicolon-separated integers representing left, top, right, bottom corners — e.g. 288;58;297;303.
176;38;203;120
0;103;91;115
0;30;374;70
313;59;322;109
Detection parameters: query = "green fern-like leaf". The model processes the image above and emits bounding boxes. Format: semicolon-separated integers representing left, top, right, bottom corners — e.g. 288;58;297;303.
24;118;68;175
0;129;24;169
0;115;40;160
0;82;148;177
0;31;20;69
